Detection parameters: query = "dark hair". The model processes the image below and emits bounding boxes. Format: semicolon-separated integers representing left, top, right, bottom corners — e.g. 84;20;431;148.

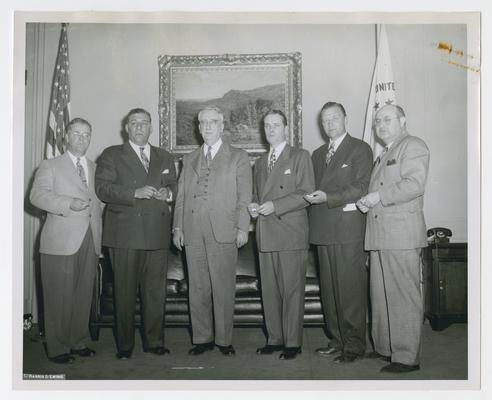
66;117;92;133
393;104;406;118
263;109;287;126
126;108;152;123
320;102;346;117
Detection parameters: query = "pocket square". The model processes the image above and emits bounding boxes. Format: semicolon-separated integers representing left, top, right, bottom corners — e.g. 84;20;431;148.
162;169;169;174
386;159;397;166
341;163;350;168
284;169;291;175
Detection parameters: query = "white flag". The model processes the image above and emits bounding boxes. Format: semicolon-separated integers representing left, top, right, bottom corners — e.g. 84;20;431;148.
362;25;397;160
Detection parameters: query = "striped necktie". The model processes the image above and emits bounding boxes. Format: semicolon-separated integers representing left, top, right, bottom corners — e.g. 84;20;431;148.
76;158;87;186
325;142;336;165
140;147;149;173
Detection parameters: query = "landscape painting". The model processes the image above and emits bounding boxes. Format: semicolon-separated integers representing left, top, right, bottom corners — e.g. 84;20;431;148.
159;53;302;156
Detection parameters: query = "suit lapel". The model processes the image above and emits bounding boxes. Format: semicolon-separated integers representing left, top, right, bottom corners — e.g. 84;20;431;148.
371;133;407;180
122;142;148;182
262;145;291;201
189;147;202;176
319;134;352;188
147;146;162;183
61;152;87;192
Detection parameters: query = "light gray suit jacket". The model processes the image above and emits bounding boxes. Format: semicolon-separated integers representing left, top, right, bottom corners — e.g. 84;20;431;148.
173;142;252;244
365;133;430;250
30;152;102;256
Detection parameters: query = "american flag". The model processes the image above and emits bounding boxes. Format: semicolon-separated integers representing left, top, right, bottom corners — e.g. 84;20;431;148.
46;23;71;159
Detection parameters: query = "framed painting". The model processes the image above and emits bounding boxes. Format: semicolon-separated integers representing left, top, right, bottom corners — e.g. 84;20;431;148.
158;52;302;156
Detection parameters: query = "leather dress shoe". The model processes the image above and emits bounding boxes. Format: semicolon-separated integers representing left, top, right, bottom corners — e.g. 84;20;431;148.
50;353;75;364
365;351;391;362
144;346;170;355
256;344;284;355
217;345;236;356
189;342;215;355
381;362;420;373
116;351;132;360
315;346;341;357
334;352;363;363
70;347;96;357
279;347;301;360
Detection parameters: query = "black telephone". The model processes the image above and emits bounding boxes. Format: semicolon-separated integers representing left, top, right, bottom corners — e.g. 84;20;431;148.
427;227;452;243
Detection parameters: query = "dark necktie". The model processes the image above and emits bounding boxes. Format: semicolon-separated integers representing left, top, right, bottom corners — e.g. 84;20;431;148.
325;142;335;165
268;151;277;172
140;147;149;173
76;158;87;186
375;146;389;166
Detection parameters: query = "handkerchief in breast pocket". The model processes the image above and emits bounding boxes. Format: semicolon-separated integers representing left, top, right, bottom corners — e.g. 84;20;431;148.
162;169;169;174
284;169;291;175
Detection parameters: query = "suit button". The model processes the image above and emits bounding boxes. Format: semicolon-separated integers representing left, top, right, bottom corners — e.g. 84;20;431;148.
374;215;378;219
192;210;194;214
280;185;283;189
380;182;383;186
137;213;141;217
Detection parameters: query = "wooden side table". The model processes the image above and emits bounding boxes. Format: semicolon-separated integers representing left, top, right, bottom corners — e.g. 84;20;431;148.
422;242;467;331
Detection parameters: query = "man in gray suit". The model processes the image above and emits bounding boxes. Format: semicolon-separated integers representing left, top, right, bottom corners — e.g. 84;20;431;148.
30;118;102;364
173;106;252;356
248;110;315;360
357;104;430;373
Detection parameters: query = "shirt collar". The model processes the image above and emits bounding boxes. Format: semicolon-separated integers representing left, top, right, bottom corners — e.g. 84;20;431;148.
329;132;347;152
269;141;287;159
203;138;223;159
129;140;150;157
67;150;86;164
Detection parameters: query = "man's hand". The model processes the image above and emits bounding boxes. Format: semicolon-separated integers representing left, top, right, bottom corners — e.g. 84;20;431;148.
153;187;169;201
134;185;158;199
70;198;89;211
236;229;248;248
173;228;184;251
258;201;275;216
247;202;260;218
304;190;327;204
356;199;369;214
359;191;381;208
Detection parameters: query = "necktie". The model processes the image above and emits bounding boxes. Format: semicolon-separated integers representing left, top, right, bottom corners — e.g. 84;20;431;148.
375;146;389;166
76;158;87;186
206;146;212;167
140;147;149;173
325;142;335;165
268;151;276;172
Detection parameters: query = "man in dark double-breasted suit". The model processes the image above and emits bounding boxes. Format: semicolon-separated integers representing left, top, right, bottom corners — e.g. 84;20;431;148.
306;102;373;363
249;110;315;360
95;108;177;359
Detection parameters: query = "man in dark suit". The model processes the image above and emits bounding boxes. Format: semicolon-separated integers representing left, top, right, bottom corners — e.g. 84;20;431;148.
248;110;315;360
173;106;252;356
305;102;373;363
95;108;177;359
357;104;430;373
30;118;102;364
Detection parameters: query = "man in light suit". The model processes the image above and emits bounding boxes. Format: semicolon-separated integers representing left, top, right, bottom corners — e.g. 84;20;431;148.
248;110;315;360
305;102;373;363
173;106;252;356
95;108;177;359
30;118;102;364
357;104;430;373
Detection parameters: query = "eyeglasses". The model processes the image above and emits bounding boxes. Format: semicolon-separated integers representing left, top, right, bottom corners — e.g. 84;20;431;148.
374;116;399;126
71;132;91;139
